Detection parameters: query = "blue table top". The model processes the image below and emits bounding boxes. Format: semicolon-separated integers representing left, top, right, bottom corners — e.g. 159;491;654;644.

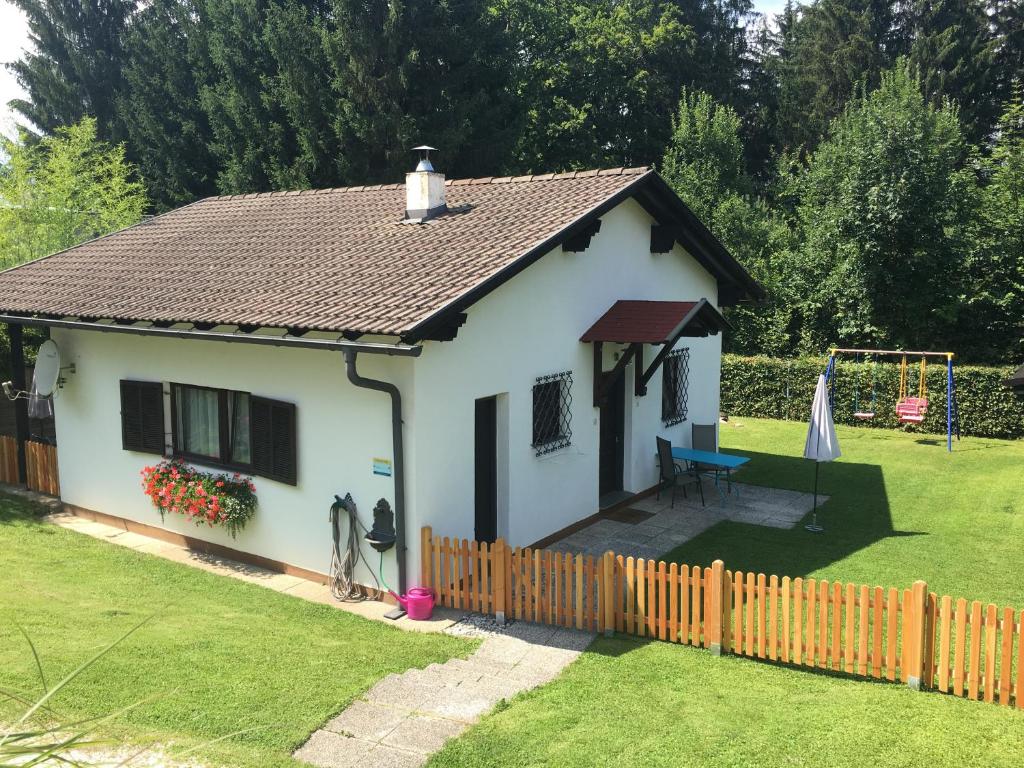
671;446;750;469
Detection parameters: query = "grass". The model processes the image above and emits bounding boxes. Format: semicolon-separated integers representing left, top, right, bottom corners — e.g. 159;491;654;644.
427;418;1024;767
430;636;1024;768
664;417;1024;606
0;494;475;768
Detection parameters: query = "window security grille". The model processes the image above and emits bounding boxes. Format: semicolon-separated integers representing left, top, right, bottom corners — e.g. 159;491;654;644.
532;371;573;455
661;348;690;426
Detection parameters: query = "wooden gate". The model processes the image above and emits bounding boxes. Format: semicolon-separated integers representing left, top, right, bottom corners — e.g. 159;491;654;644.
0;435;60;496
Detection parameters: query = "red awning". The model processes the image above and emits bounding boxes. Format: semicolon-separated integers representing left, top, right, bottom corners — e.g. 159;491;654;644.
580;298;728;344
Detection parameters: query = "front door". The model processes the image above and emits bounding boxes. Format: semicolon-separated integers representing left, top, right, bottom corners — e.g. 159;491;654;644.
598;373;625;495
474;396;498;542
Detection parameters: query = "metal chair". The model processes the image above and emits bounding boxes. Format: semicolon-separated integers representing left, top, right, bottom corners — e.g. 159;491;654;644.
656;436;704;508
692;423;734;497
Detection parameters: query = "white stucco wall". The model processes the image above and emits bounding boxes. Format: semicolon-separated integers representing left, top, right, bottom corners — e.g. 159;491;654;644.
405;198;722;580
50;328;408;589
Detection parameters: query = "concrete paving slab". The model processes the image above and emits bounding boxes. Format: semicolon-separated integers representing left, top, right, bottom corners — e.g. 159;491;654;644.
361;744;426;768
324;700;409;741
381;715;467;755
364;677;439;712
294;731;373;768
416;687;497;722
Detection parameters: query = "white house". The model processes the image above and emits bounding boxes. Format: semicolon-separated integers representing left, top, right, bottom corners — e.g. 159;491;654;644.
0;157;761;602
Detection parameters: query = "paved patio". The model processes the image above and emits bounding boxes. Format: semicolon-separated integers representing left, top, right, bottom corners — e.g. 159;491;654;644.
547;479;827;562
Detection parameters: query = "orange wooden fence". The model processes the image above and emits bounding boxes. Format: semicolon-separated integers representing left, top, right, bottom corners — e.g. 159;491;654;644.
0;435;17;485
0;435;60;496
422;527;1022;709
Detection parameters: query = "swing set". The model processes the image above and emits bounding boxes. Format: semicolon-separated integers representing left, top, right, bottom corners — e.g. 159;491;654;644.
823;347;961;451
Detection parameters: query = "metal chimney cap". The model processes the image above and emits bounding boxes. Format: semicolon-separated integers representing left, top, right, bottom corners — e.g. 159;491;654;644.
412;145;438;172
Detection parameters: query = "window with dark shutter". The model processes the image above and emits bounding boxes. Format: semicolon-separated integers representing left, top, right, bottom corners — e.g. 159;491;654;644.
167;383;296;484
120;380;165;454
251;396;297;485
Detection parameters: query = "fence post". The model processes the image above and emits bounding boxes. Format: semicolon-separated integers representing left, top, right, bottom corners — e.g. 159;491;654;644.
494;538;507;625
420;526;432;587
709;559;725;655
906;579;929;690
602;550;615;637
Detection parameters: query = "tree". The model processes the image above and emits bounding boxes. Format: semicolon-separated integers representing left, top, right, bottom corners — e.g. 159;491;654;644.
773;0;892;153
990;0;1024;108
7;0;134;138
962;89;1024;361
0;117;147;268
660;89;799;355
117;0;218;209
905;0;999;144
324;0;519;184
661;88;751;222
793;63;977;353
499;0;695;172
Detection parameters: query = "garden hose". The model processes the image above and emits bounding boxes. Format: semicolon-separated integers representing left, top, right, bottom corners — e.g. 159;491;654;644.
328;494;381;602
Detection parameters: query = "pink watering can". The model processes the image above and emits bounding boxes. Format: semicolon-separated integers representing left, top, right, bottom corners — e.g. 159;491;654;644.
390;587;435;620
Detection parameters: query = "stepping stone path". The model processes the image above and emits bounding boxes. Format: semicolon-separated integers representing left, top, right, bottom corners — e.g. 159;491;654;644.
294;617;594;768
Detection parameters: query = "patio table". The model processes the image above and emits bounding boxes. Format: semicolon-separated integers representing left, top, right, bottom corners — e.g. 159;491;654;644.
670;446;750;501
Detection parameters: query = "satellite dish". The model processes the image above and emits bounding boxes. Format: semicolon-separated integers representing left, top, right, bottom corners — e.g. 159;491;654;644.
34;340;62;397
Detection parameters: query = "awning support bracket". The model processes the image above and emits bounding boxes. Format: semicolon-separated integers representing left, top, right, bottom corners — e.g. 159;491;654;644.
593;342;641;406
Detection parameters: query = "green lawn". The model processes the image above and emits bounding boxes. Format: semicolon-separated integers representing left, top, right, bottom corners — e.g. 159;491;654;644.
0;494;475;767
430;636;1024;768
665;417;1024;607
428;418;1024;767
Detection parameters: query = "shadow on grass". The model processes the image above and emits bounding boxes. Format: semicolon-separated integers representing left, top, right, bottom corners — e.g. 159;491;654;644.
662;449;926;578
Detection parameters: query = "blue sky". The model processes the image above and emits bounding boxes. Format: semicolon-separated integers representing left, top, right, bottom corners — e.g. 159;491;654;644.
754;0;789;18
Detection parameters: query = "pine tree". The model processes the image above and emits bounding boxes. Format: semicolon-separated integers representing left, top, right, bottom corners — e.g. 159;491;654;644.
8;0;134;138
990;0;1024;105
774;0;892;152
323;0;517;182
906;0;999;143
117;0;218;209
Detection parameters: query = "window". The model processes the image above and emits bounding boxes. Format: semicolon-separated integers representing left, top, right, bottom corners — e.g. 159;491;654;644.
170;383;297;484
661;348;690;426
532;371;572;455
120;380;165;454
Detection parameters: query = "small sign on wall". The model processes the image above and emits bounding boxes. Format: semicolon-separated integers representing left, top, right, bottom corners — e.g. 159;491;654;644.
372;457;393;477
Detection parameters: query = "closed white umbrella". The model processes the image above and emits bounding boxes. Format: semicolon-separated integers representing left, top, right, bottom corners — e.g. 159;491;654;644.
804;374;841;532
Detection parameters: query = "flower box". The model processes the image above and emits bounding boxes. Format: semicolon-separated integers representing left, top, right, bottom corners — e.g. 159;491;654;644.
140;460;257;537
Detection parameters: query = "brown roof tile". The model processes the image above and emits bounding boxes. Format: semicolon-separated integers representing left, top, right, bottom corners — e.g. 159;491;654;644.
0;167;651;336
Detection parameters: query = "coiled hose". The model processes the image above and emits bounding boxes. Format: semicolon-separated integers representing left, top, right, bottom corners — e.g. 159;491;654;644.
329;494;381;601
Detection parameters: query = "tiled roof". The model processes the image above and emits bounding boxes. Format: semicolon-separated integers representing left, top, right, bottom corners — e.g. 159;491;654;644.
0;167;653;337
580;299;728;344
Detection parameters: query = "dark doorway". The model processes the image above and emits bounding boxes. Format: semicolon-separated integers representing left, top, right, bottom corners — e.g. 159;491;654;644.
599;373;625;496
474;396;498;543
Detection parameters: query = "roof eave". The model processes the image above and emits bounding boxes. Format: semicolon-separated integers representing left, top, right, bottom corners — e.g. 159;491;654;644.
402;171;762;343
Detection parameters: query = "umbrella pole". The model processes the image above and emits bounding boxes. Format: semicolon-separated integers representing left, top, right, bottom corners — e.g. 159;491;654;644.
805;461;824;533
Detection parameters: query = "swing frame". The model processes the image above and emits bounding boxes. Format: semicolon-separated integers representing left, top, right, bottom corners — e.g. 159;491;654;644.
823;347;960;452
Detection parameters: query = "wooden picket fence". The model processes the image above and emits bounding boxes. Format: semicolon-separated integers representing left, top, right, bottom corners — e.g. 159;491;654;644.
421;527;1023;709
0;435;60;496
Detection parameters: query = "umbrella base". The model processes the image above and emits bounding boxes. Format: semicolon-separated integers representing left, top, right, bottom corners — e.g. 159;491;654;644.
804;523;825;533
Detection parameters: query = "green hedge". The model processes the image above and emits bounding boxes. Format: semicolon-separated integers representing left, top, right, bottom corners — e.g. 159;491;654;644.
720;354;1024;440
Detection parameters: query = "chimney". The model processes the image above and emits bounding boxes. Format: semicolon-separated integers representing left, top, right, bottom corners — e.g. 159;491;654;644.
405;146;447;222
